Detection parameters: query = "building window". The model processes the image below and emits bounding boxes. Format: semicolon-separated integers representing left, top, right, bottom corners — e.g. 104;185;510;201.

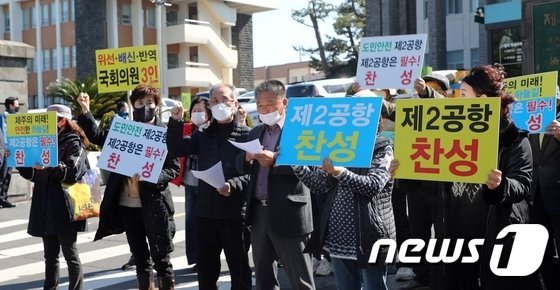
145;7;155;28
470;0;479;12
166;10;178;26
447;50;464;69
22;8;30;29
52;48;58;70
31;6;36;28
121;4;131;25
61;0;69;22
42;49;50;71
41;4;49;26
71;45;76;67
470;48;480;68
447;0;463;15
50;2;56;25
424;0;428;19
27;59;34;74
70;0;75;21
63;46;70;68
4;11;9;33
168;53;178;69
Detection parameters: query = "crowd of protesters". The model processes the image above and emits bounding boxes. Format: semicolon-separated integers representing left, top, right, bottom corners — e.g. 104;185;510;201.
2;62;560;290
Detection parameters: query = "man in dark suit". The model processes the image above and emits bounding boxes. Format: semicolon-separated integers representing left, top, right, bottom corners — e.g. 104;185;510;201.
529;96;560;290
238;80;315;290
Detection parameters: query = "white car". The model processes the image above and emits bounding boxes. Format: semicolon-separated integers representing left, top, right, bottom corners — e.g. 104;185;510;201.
286;78;355;98
161;97;181;124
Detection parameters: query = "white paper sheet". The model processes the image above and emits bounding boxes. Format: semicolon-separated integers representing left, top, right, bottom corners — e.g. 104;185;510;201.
191;161;225;189
228;139;263;154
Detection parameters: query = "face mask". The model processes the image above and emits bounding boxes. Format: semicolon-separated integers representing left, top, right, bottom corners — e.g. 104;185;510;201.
259;110;282;126
190;112;207;126
133;106;156;123
211;103;233;122
14;107;20;113
117;111;129;118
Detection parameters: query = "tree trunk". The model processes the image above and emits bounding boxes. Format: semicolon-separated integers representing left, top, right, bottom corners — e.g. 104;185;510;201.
428;0;447;69
310;1;330;77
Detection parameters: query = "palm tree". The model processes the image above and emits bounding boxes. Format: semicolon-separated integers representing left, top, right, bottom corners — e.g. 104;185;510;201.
46;77;126;119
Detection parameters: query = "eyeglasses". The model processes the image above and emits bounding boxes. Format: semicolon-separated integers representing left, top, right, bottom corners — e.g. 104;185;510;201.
57;117;64;122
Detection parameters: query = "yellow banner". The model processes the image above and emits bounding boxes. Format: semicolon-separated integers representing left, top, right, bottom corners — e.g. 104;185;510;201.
6;112;58;136
394;98;501;183
95;45;160;93
503;71;558;100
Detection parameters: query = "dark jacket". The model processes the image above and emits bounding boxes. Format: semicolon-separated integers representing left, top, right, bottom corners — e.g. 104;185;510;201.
166;118;250;219
20;131;87;237
238;123;313;237
294;136;395;267
77;112;179;255
479;119;537;290
528;110;560;215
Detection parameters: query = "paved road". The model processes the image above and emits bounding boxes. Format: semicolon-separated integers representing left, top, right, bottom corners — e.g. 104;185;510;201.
0;184;406;289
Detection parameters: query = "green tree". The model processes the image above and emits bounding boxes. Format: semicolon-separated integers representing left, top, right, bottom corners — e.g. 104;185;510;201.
292;0;335;78
46;77;126;119
293;0;365;78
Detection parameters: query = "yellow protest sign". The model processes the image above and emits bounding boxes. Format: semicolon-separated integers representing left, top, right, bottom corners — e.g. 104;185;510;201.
6;112;58;167
394;98;501;183
95;45;160;93
503;71;558;100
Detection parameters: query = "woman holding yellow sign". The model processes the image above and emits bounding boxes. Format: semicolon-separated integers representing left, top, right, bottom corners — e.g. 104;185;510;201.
18;104;89;290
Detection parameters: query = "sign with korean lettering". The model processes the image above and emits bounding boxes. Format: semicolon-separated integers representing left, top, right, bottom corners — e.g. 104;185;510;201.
533;2;560;73
276;97;382;168
95;45;159;93
356;34;427;90
6;112;58;167
98;119;168;183
394;98;501;183
504;71;558;133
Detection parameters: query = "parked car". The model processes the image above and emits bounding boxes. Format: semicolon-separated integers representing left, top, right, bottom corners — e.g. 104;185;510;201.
161;97;181;124
286;78;355;98
237;91;255;104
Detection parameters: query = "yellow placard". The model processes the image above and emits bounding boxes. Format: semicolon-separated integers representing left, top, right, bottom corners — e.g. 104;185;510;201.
503;71;558;100
6;112;57;136
95;45;160;93
394;98;501;184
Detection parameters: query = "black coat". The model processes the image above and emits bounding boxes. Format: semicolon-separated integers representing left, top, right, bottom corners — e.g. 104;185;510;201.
238;123;314;237
77;112;179;255
19;131;87;237
166;118;250;220
528;110;560;215
479;119;538;290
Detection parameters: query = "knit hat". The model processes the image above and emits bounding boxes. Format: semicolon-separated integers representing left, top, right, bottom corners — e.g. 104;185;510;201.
46;104;72;120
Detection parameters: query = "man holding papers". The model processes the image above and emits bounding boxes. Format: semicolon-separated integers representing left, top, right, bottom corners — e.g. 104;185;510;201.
237;80;315;290
167;84;252;290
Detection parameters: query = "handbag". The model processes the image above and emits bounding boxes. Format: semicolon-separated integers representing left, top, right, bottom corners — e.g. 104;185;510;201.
62;169;103;222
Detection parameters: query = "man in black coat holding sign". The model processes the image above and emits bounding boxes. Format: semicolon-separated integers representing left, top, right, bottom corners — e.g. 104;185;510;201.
166;83;252;290
237;80;315;290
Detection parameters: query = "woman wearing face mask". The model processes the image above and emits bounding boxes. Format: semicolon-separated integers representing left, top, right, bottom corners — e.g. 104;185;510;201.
77;85;180;290
18;104;89;290
391;64;537;290
169;96;212;271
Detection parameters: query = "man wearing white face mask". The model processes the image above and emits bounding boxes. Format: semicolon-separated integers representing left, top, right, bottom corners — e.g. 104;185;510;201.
237;80;315;290
167;84;252;290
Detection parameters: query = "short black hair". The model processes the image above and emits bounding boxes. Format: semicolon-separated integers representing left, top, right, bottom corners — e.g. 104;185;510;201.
190;96;211;118
5;97;18;110
116;101;128;111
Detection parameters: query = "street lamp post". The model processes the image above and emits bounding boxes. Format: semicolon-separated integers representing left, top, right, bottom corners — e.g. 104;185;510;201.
151;0;171;98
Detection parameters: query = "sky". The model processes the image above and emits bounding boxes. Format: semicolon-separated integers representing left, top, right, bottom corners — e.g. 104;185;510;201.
252;0;344;68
